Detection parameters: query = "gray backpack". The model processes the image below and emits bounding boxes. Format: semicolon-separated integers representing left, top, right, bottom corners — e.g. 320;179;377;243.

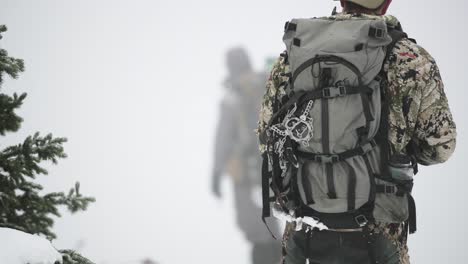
262;17;418;233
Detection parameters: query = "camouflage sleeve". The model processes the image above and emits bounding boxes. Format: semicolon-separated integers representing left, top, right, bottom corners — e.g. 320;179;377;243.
385;39;457;165
256;52;290;154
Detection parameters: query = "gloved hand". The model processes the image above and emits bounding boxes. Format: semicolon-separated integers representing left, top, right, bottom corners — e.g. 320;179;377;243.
212;171;222;199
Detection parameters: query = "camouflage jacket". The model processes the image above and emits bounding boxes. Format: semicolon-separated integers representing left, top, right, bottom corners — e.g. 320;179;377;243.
257;13;457;166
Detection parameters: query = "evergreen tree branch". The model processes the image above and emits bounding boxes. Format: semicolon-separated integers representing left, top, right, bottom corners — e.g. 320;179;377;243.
0;25;25;84
0;93;26;134
0;24;95;263
0;25;26;135
60;250;95;264
0;133;95;240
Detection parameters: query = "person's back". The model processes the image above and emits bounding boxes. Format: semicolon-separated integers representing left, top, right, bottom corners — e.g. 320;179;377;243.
256;1;457;263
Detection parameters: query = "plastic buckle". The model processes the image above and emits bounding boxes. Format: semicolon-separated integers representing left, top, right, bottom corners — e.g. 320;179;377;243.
369;26;385;39
361;142;374;154
385;185;396;194
322;87;346;99
338;85;346;96
375;28;384;38
355;215;369;227
322;88;331;98
316;155;340;163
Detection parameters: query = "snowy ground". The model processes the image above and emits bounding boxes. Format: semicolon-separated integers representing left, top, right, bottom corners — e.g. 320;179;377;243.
0;228;62;264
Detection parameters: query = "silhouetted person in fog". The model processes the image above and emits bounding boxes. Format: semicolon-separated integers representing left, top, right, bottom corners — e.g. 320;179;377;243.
212;47;281;264
142;259;158;264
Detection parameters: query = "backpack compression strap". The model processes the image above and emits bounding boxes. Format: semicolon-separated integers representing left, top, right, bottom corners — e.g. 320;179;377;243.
267;54;372;128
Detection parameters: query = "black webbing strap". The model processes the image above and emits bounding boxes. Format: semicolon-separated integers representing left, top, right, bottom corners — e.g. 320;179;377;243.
270;55;367;127
358;75;375;142
406;140;420;176
262;151;292;239
292;55;363;90
301;85;372;101
407;194;417;234
363;155;377;203
267;85;372;128
296;140;377;163
322;98;337;199
298;200;374;229
343;161;357;210
261;153;278;240
377;27;409;181
374;25;419;236
375;183;412;195
375;184;397;194
272;153;283;193
284;137;299;168
376;84;392;181
360;90;375;126
301;162;315;205
326;163;336;199
290;166;302;217
267;91;306;127
319;68;337;201
261;217;277;240
261;154;271;218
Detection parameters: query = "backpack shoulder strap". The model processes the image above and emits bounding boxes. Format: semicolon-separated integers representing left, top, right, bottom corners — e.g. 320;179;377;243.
378;26;419;235
377;26;408;178
385;27;408;61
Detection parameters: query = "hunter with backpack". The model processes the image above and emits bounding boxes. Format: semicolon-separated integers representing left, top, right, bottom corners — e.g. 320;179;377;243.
257;0;457;263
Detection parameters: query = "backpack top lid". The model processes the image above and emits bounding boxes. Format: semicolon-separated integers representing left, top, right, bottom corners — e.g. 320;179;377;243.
283;17;392;90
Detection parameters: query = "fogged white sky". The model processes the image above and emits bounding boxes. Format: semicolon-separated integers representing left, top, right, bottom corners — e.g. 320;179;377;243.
0;0;467;263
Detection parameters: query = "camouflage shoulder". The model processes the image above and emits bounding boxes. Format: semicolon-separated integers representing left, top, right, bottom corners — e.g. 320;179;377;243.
383;15;401;28
271;52;290;79
387;38;436;76
267;52;290;99
390;39;442;94
257;52;290;152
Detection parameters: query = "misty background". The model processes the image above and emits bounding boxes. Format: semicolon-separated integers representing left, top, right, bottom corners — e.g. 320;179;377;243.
0;0;466;263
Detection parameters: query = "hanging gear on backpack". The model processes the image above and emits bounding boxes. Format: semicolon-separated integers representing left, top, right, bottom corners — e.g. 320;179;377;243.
261;17;418;235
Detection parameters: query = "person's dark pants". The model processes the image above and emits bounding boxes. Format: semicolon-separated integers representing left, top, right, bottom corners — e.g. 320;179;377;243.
283;223;409;264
